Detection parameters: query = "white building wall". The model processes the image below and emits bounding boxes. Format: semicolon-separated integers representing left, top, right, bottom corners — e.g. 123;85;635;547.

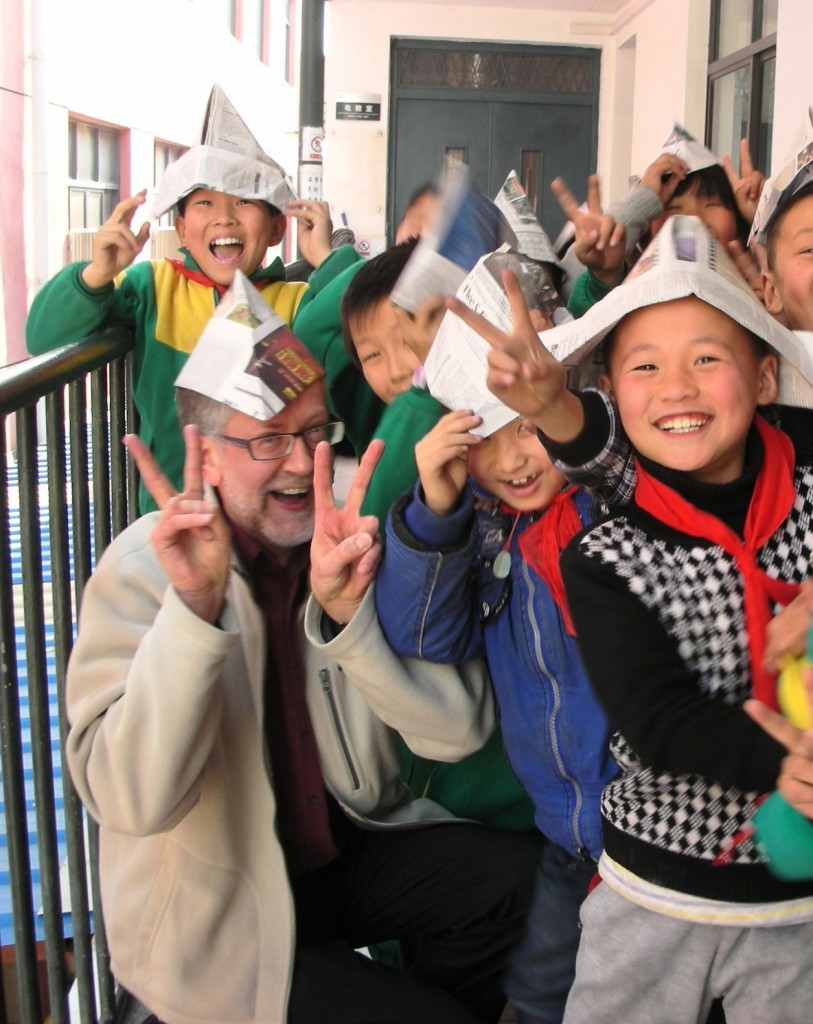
3;0;298;365
613;0;711;177
773;0;813;171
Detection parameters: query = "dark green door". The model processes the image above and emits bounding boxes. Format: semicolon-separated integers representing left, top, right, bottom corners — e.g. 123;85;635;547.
389;40;600;245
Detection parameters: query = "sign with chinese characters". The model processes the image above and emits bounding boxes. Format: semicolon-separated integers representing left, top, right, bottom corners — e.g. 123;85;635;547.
335;92;381;122
300;125;324;163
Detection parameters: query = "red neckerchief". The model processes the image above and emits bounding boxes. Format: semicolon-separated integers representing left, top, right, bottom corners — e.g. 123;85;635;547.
501;487;583;635
165;258;282;298
166;258;231;297
632;416;799;709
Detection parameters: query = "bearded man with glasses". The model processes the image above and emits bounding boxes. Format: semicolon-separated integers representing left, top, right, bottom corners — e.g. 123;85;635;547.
64;352;540;1024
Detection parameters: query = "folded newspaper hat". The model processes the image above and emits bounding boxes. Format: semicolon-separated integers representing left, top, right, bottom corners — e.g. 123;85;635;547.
749;106;813;248
174;270;324;421
494;171;558;266
656;122;719;174
152;85;297;218
541;215;813;408
391;161;517;314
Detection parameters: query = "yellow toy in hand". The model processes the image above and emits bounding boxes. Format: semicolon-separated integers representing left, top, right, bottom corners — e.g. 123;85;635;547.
778;656;813;729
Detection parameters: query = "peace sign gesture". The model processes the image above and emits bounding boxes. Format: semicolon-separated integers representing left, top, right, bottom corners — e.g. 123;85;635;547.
445;270;584;443
551;175;626;286
125;427;231;624
722;138;766;225
309;438;385;625
83;190;152;290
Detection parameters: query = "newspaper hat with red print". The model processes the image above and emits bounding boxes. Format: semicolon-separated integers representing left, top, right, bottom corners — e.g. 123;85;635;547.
174;271;324;421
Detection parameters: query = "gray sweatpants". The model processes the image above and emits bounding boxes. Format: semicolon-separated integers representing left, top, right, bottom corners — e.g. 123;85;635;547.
563;882;813;1024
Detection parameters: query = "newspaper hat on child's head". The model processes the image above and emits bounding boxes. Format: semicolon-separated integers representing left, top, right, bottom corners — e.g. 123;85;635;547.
750;106;813;248
152;85;297;219
540;215;813;408
174;270;324;421
493;171;558;266
656;122;719;173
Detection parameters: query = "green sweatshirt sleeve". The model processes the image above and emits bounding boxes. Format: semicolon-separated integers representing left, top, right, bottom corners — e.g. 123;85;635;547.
293;243;362;316
360;387;444;522
26;263;131;354
566;268;618;319
293;256;385;456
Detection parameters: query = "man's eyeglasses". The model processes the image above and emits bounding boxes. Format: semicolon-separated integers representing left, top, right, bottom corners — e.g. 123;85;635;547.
218;421;345;461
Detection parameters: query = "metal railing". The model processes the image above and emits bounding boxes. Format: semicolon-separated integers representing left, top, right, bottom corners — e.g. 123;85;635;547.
0;329;138;1024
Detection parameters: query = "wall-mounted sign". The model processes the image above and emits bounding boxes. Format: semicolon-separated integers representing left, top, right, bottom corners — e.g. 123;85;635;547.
336;92;381;122
298;164;323;202
300;125;324;163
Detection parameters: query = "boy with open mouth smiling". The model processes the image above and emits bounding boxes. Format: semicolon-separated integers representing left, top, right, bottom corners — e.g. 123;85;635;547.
450;216;813;1023
26;86;360;512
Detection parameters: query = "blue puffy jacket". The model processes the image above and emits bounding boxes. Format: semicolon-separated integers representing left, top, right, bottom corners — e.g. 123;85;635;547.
375;482;618;860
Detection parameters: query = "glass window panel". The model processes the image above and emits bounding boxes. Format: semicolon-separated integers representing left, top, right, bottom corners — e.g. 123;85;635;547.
762;0;778;36
86;191;104;229
69;188;86;230
758;55;776;174
74;123;95;181
716;0;754;59
98;129;118;185
521;151;540;216
102;191;118;223
68;122;77;179
709;65;752;166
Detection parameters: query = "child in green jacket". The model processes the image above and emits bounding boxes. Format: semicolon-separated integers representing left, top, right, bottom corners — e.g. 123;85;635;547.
26;95;360;512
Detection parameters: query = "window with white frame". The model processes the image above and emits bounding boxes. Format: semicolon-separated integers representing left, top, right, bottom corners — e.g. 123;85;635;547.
154;141;185;228
68;120;120;230
707;0;777;174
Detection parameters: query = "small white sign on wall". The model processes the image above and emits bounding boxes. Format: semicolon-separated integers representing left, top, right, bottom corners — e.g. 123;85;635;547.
301;126;324;163
299;164;323;201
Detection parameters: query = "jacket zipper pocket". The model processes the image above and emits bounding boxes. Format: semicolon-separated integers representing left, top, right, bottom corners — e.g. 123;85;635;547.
319;668;361;791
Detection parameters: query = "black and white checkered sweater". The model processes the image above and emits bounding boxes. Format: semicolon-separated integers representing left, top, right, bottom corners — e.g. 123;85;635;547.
562;432;813;904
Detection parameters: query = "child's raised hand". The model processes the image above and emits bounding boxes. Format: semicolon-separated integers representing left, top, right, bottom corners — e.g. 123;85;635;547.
446;270;584;442
82;190;151;290
764;579;813;672
726;240;767;306
415;410;482;518
551;175;626;285
639;154;689;205
722;138;765;226
286;199;333;269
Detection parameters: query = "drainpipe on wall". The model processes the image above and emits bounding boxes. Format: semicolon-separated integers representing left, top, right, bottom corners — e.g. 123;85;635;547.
297;0;326;247
31;0;49;295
